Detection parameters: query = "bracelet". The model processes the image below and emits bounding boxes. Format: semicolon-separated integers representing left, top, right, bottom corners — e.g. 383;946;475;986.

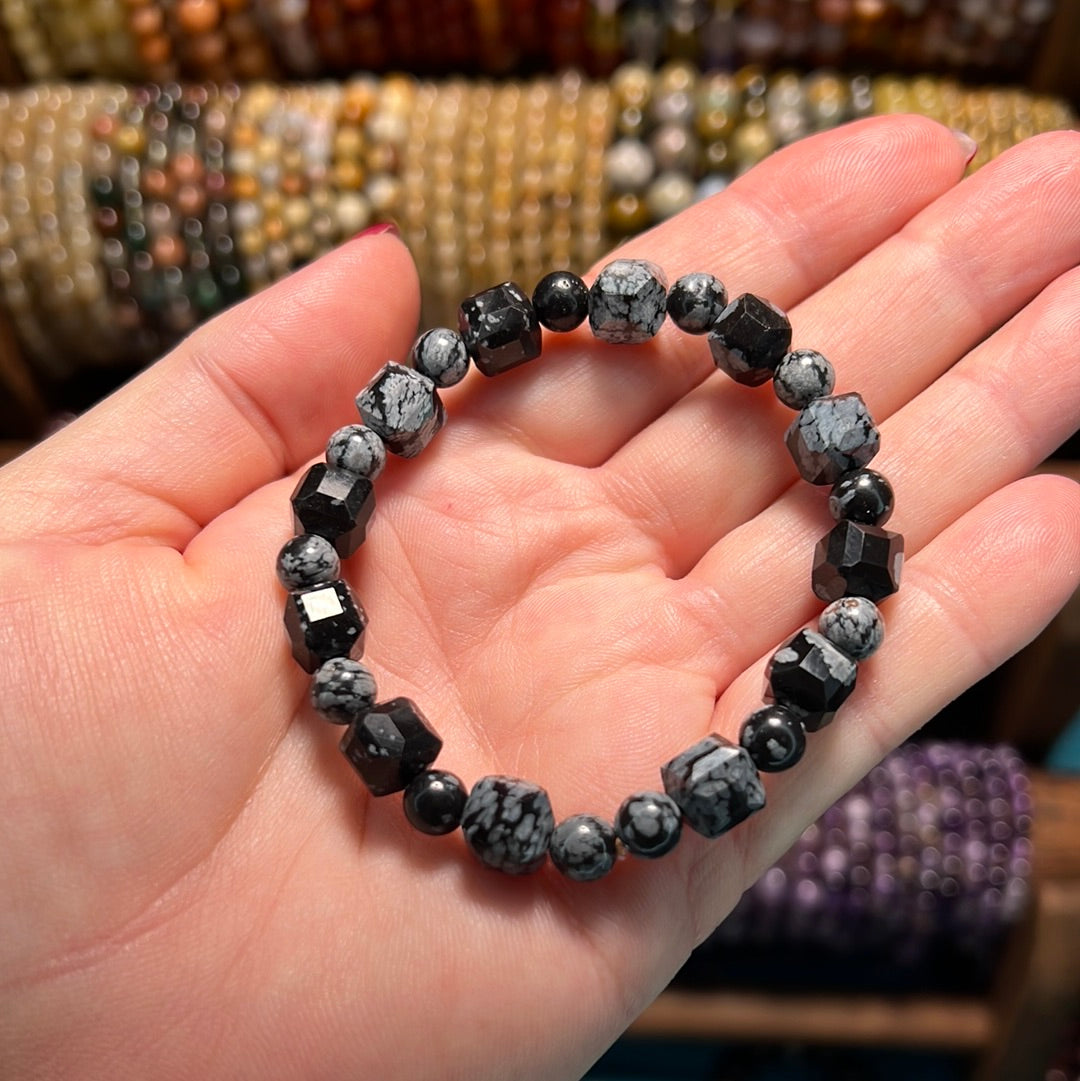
280;258;904;882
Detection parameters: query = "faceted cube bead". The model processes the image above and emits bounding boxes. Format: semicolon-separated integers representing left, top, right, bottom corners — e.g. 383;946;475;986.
765;629;857;731
819;596;885;660
311;656;377;723
666;271;727;334
284;579;367;673
829;468;894;526
773;349;835;410
457;281;542;376
615;790;682;859
291;463;374;558
550;814;617;882
812;519;904;603
785;393;880;486
403;769;468;835
661;734;765;839
356;362;446;459
588;258;668;344
739;705;806;772
276;533;340;591
340;697;442;797
411;327;470;387
532;269;589;332
461;775;555;874
708;293;792;386
326;424;386;480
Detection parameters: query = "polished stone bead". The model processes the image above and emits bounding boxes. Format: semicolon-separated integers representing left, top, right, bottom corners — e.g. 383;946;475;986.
311;656;377;723
458;281;542;376
661;734;765;839
411;327;470;387
812;519;904;603
739;705;807;772
290;464;374;558
461;775;554;874
785;393;880;485
773;348;835;409
403;769;467;835
588;258;668;344
340;697;442;797
325;424;386;480
276;533;340;592
708;293;792;385
666;272;727;334
615;790;682;859
284;579;367;673
356;363;445;458
532;270;589;332
819;596;885;660
765;629;857;731
829;468;894;526
550;814;618;882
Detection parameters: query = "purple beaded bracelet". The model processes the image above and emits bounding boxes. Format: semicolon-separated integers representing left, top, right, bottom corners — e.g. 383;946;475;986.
275;260;904;882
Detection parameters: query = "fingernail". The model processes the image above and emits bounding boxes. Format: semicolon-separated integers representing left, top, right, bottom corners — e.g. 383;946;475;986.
351;221;400;241
951;128;978;166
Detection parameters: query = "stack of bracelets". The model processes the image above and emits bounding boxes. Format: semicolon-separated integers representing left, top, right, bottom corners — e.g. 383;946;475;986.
274;258;902;881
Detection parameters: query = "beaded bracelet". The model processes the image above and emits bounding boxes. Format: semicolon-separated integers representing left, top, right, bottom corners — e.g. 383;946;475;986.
281;257;904;882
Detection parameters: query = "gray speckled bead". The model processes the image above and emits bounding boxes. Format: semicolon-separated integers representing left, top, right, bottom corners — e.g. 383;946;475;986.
773;348;835;410
615;790;682;859
411;327;470;388
765;629;857;731
550;814;618;882
276;533;340;591
588;258;668;344
461;776;555;875
326;424;386;479
661;734;765;839
311;656;377;723
666;272;727;334
819;596;885;660
356;362;445;459
785;392;880;486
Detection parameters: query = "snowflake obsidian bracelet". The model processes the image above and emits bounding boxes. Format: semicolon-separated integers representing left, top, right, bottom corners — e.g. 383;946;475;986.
275;259;903;882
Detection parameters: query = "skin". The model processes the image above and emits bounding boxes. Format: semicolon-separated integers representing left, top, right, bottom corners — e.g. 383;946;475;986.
0;116;1078;1081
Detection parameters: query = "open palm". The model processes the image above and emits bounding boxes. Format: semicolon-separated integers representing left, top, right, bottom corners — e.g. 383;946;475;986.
2;116;1078;1081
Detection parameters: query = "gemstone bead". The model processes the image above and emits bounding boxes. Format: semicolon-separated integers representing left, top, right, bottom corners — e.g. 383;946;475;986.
813;519;904;603
739;705;807;772
829;468;894;526
532;270;589;332
403;769;467;835
773;348;835;410
588;258;668;344
708;293;792;386
661;734;766;839
356;362;446;459
550;814;618;882
785;393;880;486
290;463;375;558
457;281;542;376
461;776;555;874
665;272;727;334
276;533;340;591
284;579;367;673
325;424;386;480
615;791;682;859
411;327;470;388
819;596;885;660
311;656;377;723
765;629;857;731
340;697;442;797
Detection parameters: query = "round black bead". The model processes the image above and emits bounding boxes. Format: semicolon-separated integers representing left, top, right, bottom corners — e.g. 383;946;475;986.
403;770;467;835
615;790;682;859
666;272;727;334
829;468;894;526
532;270;589;332
739;705;807;773
550;814;617;882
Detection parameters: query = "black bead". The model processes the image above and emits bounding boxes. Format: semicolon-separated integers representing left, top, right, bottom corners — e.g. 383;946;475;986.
290;464;375;558
615;791;682;859
458;281;543;376
532;270;589;332
403;770;467;834
739;705;807;772
284;579;367;673
340;697;443;797
812;519;904;603
707;293;792;385
355;362;446;459
461;776;554;874
785;393;880;486
666;272;727;334
550;814;618;882
765;629;857;732
829;468;895;526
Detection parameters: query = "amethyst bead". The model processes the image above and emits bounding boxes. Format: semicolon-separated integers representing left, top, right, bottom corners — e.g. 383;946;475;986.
403;770;467;835
340;697;442;796
356;362;446;458
461;776;555;874
550;814;618;882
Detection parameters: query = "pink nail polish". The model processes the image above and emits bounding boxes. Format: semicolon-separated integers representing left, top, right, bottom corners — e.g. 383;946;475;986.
351;222;400;241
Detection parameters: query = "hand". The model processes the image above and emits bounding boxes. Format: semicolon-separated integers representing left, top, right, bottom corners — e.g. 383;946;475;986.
1;116;1077;1081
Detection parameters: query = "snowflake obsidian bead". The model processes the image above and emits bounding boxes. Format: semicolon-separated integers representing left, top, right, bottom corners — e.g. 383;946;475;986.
532;270;589;332
276;533;340;591
812;519;904;603
411;327;470;388
785;392;880;486
615;791;682;859
739;705;806;772
403;769;468;835
291;463;375;558
356;362;446;458
773;349;835;409
550;814;618;882
666;272;727;334
461;776;555;874
340;697;443;797
588;258;668;344
311;656;377;723
325;424;386;480
765;629;857;731
284;579;367;673
661;734;766;839
458;281;542;376
708;293;792;385
829;468;894;526
819;596;885;660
